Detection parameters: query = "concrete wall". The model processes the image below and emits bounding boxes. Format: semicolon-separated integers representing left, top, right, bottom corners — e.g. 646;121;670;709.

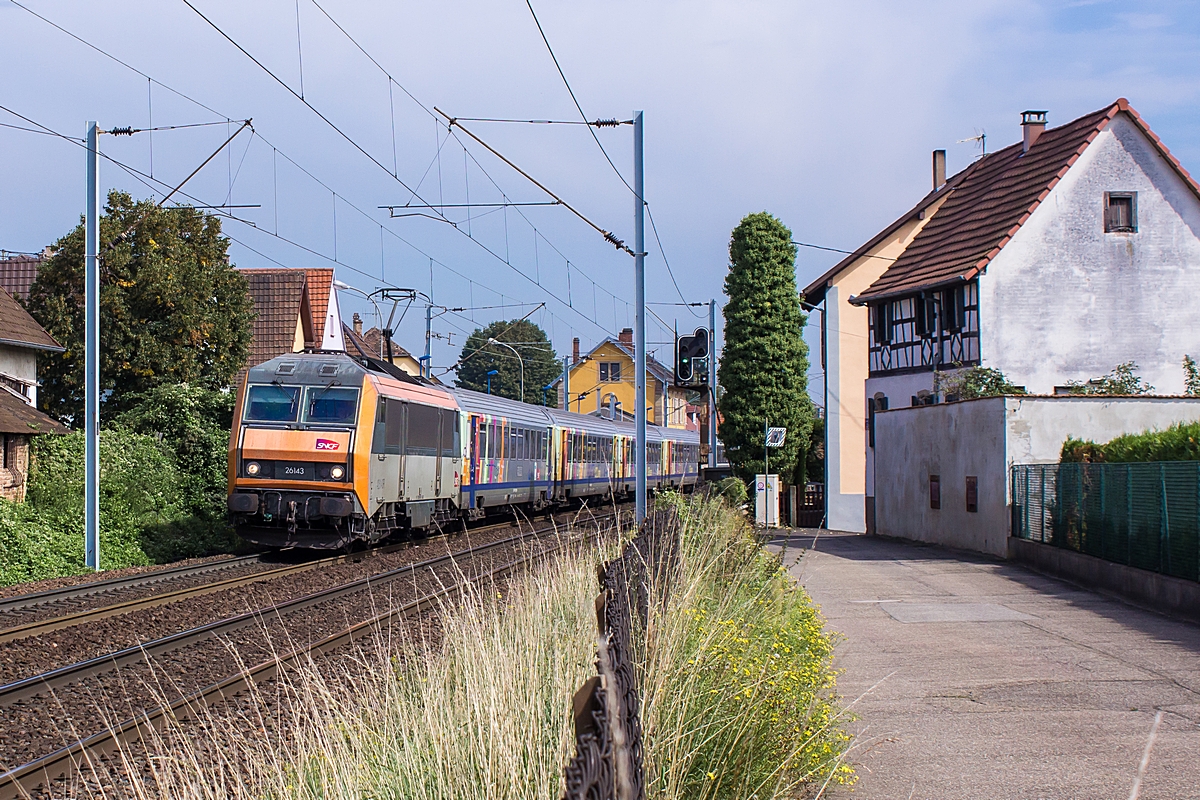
875;395;1200;557
981;113;1200;394
874;396;1010;556
0;344;37;406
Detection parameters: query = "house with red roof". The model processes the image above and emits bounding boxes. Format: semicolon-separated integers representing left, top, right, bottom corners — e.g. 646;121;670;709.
809;100;1200;532
236;267;344;382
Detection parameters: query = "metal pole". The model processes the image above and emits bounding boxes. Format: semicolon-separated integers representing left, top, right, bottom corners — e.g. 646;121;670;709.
424;304;432;379
764;417;769;477
708;299;717;467
633;110;647;523
562;356;569;411
85;122;100;571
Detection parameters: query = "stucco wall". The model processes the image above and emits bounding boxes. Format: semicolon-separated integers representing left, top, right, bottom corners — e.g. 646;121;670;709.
980;114;1200;394
0;344;38;406
824;195;947;532
875;395;1200;557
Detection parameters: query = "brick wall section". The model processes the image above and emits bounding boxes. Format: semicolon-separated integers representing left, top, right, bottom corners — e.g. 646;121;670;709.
0;434;30;502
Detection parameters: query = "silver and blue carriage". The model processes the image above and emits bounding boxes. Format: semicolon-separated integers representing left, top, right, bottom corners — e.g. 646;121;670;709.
449;388;701;514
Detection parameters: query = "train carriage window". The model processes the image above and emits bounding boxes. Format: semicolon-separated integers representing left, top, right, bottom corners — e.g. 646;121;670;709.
245;385;300;422
488;421;496;459
304;386;360;425
477;417;488;461
440;411;458;458
406;403;440;457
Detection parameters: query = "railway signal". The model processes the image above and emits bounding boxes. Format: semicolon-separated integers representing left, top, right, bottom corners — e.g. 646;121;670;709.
675;327;710;388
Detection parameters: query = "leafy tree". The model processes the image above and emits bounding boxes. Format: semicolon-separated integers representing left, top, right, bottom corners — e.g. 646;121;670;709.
25;192;253;424
455;319;560;404
934;366;1027;401
1184;355;1200;396
717;212;814;485
1062;361;1153;396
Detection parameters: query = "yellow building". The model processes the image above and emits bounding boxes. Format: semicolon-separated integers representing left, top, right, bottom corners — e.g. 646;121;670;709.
554;328;690;429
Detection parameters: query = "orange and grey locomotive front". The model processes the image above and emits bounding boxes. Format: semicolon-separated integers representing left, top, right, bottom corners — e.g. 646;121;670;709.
227;353;461;549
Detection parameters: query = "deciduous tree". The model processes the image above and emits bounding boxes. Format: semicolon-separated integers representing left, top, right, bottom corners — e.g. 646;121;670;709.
455;319;560;404
25;192;253;423
717;212;814;484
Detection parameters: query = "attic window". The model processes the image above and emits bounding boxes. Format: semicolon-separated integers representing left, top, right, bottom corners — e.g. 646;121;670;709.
1104;192;1137;233
599;362;622;382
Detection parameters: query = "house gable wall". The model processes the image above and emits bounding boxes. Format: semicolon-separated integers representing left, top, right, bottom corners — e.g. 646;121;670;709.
0;345;38;406
979;113;1200;393
557;341;685;427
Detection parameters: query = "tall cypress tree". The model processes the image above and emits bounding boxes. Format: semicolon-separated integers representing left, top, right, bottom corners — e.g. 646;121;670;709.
718;212;814;485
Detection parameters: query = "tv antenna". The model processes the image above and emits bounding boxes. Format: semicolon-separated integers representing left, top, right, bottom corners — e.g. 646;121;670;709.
957;129;987;157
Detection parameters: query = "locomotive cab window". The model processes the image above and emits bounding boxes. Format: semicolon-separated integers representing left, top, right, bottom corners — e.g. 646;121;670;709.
304;386;359;425
245;384;300;422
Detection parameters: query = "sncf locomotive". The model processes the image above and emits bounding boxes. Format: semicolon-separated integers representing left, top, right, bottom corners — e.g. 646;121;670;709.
227;351;700;549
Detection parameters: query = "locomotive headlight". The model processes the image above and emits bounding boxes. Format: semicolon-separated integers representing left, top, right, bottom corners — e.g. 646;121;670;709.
245;461;262;476
330;464;346;480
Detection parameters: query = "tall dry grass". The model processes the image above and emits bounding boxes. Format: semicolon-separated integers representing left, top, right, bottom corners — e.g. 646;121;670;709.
102;498;849;799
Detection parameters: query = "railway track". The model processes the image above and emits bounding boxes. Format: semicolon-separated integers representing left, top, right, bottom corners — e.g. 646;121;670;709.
0;553;268;618
0;508;621;799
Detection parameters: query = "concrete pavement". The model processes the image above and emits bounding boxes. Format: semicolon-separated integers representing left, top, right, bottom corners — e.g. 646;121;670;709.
768;531;1200;800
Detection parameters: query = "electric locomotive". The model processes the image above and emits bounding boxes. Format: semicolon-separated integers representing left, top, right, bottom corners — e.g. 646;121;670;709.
228;350;700;549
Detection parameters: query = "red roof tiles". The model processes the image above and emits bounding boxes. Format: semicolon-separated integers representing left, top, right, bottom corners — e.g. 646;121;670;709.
852;99;1197;304
0;255;42;301
0;286;62;352
237;268;310;368
305;268;333;343
0;388;67;435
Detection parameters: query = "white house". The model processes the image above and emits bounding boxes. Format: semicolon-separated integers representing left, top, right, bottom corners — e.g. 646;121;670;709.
816;99;1200;532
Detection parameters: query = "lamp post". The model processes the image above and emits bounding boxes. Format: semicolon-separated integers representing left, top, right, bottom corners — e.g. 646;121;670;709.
486;369;499;395
488;337;525;402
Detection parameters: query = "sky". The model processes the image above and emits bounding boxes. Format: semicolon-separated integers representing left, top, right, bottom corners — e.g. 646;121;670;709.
2;0;1198;400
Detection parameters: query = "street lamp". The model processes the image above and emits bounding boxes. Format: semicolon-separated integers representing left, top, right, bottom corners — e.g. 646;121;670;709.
488;338;525;402
486;369;499;395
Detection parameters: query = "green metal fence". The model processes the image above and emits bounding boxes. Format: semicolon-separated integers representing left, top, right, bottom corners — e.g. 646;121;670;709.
1011;462;1200;583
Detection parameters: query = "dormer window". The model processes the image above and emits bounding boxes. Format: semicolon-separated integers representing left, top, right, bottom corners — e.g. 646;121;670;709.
1104;192;1137;233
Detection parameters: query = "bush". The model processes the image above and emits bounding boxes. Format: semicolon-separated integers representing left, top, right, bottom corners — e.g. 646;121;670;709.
713;476;748;508
1061;361;1154;396
935;366;1026;400
0;419;240;586
1061;421;1200;463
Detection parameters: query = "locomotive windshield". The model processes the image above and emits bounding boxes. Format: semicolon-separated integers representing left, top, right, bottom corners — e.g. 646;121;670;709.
304;386;360;425
245;384;300;422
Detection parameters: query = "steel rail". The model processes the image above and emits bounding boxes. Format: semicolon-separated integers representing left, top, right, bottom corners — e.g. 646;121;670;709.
0;542;413;644
0;511;617;799
0;554;266;616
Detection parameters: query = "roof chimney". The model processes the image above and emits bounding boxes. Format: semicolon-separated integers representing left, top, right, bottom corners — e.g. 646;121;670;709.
1021;110;1048;153
352;312;363;336
618;327;633;347
572;337;580;364
932;149;946;190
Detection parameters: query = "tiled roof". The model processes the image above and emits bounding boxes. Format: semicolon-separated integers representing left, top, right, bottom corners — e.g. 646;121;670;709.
0;285;62;352
0;255;42;301
305;268;333;343
237;268;308;368
801;176;964;305
553;337;674;386
0;388;68;435
852;100;1195;303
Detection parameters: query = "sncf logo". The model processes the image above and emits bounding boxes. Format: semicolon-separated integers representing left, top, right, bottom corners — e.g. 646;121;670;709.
315;439;341;451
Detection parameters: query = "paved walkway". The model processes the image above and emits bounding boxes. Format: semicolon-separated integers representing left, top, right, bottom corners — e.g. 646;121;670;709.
769;531;1200;800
